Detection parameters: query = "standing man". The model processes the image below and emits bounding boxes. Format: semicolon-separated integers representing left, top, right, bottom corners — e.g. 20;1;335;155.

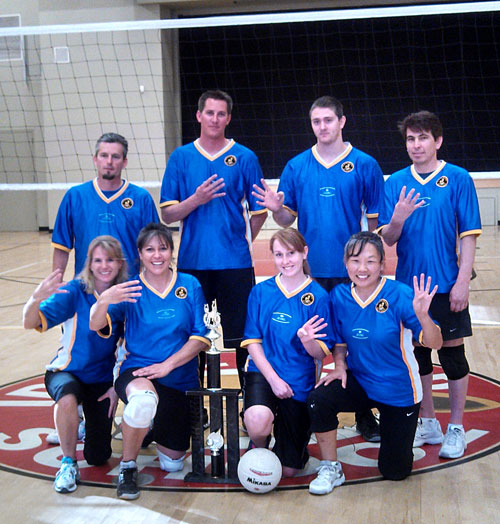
255;95;384;442
52;133;159;277
378;111;481;459
160;90;267;388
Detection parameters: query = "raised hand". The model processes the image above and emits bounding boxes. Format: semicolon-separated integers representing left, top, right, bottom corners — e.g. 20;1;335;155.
392;185;425;225
193;174;226;205
252;178;284;212
412;273;438;317
297;315;327;345
32;269;68;302
99;280;142;305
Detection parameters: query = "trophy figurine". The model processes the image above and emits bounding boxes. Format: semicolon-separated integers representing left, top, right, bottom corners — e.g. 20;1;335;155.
203;300;222;390
206;429;225;477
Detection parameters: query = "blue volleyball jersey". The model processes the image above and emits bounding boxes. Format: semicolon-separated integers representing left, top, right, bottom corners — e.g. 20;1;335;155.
52;179;159;277
160;140;267;270
278;144;384;278
111;271;210;392
378;162;482;292
241;276;335;402
331;277;425;407
38;279;122;384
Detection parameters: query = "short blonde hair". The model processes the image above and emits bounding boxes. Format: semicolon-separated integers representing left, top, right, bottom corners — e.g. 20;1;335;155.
78;235;128;294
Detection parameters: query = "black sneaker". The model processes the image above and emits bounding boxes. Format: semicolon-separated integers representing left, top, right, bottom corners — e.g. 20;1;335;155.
202;408;210;430
117;467;139;500
355;410;381;442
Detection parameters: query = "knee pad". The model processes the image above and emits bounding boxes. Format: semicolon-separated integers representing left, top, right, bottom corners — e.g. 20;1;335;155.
157;448;185;472
123;390;158;429
438;344;469;381
414;346;433;376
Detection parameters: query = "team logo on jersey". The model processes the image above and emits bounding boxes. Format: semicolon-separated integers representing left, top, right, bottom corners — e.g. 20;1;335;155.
272;312;292;324
341;161;354;173
175;286;187;299
121;197;134;209
301;292;315;306
352;328;369;339
436;176;448;187
416;196;431;208
319;186;336;197
375;299;389;313
156;309;175;319
98;212;115;223
224;155;237;166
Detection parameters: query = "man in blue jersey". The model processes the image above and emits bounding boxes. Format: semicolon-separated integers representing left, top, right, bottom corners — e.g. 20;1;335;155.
254;95;384;441
52;133;159;277
160;90;268;389
378;111;482;459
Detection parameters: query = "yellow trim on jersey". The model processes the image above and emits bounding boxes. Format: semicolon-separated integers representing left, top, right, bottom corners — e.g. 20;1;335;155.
398;323;419;404
160;199;180;208
282;205;298;217
317;339;331;356
96;312;113;339
35;311;48;333
139;269;177;299
311;143;353;169
241;337;263;348
351;277;386;308
460;229;482;239
193;138;235;160
365;212;379;218
189;335;211;348
250;208;268;216
410;161;446;185
92;178;129;203
275;274;313;299
51;242;71;253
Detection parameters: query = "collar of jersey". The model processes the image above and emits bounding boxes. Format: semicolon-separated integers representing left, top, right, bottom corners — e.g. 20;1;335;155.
351;276;386;308
311;142;352;169
139;269;177;298
194;138;235;160
410;160;447;185
93;178;128;203
275;274;312;298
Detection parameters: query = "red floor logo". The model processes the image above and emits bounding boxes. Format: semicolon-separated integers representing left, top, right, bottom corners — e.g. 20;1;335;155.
1;367;500;492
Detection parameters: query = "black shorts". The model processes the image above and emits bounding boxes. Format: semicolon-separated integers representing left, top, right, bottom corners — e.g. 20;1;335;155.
179;267;255;348
429;292;472;341
44;370;114;466
314;276;351;293
115;368;192;451
243;372;310;470
307;370;420;480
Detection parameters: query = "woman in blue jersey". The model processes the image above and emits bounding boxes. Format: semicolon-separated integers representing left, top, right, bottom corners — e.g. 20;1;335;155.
23;235;128;494
89;222;210;500
241;228;335;478
307;231;443;495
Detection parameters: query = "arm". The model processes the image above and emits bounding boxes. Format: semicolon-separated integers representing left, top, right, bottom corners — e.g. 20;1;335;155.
247;342;294;399
23;270;67;329
252;178;295;227
250;211;268;241
315;345;348;388
413;274;443;349
381;186;424;246
297;315;330;360
89;280;142;331
367;217;378;232
449;234;477;312
161;174;226;224
52;248;70;273
98;386;119;418
132;338;208;380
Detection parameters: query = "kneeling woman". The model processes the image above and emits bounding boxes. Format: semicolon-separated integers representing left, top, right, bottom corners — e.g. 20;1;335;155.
241;228;335;478
308;231;442;495
23;236;128;493
90;223;209;500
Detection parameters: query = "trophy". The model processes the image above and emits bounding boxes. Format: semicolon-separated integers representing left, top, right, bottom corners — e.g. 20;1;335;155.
203;300;222;390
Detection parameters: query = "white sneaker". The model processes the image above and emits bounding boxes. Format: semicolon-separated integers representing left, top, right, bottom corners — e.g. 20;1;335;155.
46;419;85;445
439;425;466;459
54;457;80;493
309;461;345;495
413;418;443;447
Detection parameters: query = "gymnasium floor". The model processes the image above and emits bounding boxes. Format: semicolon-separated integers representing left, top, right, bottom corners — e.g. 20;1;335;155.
0;227;499;523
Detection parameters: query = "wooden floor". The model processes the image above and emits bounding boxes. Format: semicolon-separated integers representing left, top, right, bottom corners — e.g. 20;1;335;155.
1;228;499;524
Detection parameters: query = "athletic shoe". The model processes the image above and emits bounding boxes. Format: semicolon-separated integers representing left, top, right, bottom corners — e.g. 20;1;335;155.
117;467;139;500
413;418;444;447
356;411;381;442
46;419;85;445
439;425;467;459
54;457;80;493
309;461;345;495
